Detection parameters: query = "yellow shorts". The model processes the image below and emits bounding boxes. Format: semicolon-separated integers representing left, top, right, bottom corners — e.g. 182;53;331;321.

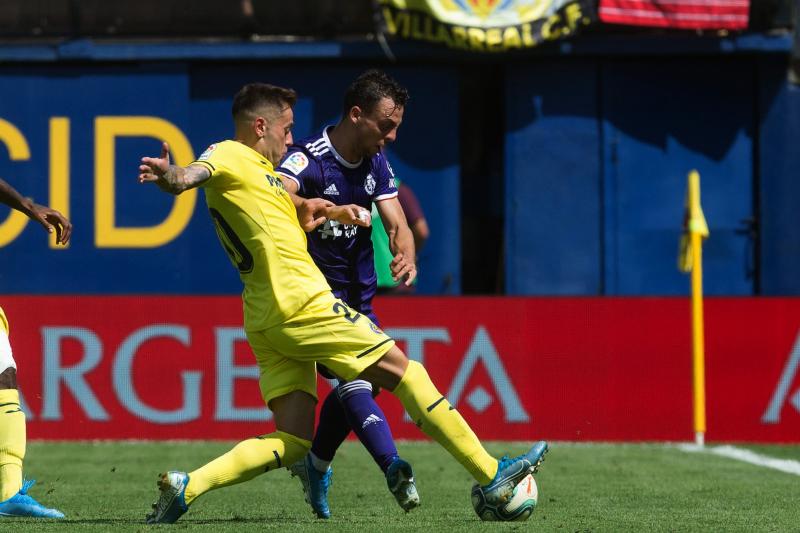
247;291;395;406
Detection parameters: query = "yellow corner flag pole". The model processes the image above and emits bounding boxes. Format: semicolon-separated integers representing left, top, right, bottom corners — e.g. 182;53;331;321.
678;170;709;447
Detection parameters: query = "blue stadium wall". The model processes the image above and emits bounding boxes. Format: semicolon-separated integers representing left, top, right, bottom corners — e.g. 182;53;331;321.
505;54;800;296
0;40;798;296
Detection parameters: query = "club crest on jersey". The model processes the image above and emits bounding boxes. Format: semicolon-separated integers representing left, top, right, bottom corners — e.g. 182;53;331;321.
198;144;217;161
365;173;376;195
281;152;309;175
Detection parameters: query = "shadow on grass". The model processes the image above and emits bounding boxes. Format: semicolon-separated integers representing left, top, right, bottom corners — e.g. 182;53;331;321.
61;518;278;525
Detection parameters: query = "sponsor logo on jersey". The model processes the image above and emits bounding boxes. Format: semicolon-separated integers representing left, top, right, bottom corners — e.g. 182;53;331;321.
198;144;217;161
365;173;376;195
318;219;358;240
323;183;339;196
280;152;309;175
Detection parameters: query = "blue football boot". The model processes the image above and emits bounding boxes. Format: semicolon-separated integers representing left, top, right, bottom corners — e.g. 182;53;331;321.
481;440;548;505
0;479;64;519
289;456;332;519
145;471;189;524
386;458;420;512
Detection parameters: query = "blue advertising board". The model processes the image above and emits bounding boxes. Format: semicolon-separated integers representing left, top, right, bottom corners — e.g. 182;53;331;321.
0;64;460;294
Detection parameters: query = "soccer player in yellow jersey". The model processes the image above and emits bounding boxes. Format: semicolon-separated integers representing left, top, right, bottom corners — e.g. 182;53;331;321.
138;83;547;524
0;178;70;519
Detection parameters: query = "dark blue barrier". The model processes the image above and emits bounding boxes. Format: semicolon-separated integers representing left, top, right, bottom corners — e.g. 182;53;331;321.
505;60;602;295
600;59;754;296
759;58;800;295
505;57;767;295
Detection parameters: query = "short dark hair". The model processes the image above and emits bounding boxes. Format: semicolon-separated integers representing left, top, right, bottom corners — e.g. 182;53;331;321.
342;70;409;116
232;83;297;122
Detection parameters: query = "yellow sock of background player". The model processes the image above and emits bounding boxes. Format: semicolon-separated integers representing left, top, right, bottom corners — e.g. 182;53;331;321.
0;388;24;501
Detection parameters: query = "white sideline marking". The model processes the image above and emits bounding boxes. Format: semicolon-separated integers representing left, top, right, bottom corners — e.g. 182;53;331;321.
678;444;800;476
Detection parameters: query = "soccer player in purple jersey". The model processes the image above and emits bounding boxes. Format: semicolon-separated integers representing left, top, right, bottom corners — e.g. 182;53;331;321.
276;70;419;517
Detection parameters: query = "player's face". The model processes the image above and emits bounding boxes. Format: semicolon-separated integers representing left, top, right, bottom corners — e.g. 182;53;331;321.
356;97;404;157
262;106;294;164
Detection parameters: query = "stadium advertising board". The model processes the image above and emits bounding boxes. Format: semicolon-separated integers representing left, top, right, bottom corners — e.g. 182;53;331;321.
4;296;799;442
0;66;460;295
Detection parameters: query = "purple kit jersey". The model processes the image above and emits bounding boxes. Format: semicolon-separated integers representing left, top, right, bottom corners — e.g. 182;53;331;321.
276;127;398;321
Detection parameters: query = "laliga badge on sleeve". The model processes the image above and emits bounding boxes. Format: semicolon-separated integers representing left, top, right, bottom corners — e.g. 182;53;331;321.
281;152;309;175
198;144;217;161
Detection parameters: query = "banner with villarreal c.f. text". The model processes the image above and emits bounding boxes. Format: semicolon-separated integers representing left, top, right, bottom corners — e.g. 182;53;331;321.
378;0;597;52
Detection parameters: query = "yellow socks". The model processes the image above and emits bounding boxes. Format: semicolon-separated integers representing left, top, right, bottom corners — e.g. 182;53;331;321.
184;430;310;505
393;360;498;485
0;389;25;501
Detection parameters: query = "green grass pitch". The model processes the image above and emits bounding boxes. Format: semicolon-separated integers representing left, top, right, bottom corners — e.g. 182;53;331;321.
4;441;799;531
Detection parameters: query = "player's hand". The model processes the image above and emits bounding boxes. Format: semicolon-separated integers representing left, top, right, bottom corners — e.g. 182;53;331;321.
138;142;172;192
390;251;417;286
328;205;371;227
28;203;72;245
298;197;334;231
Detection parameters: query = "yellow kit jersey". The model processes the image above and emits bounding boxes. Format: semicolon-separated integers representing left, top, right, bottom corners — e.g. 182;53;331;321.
192;140;331;331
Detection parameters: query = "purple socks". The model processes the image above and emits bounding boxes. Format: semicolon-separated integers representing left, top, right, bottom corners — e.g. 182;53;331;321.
311;379;399;473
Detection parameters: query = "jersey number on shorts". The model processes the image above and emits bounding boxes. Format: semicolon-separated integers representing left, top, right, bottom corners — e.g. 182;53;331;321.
333;301;361;324
209;208;254;274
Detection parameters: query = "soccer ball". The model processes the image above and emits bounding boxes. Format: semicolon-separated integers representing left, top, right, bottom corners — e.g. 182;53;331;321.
471;473;538;521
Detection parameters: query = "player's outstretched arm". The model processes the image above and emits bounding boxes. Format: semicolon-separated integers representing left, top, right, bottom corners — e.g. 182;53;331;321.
0;178;72;244
377;197;417;286
280;177;330;231
293;195;334;232
0;177;31;213
278;176;370;231
327;204;371;227
138;142;211;194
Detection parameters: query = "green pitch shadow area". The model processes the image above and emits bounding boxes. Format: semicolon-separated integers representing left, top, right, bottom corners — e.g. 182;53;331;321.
6;441;799;532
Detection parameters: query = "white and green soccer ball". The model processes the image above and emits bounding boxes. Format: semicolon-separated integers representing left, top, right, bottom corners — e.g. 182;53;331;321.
471;473;538;522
